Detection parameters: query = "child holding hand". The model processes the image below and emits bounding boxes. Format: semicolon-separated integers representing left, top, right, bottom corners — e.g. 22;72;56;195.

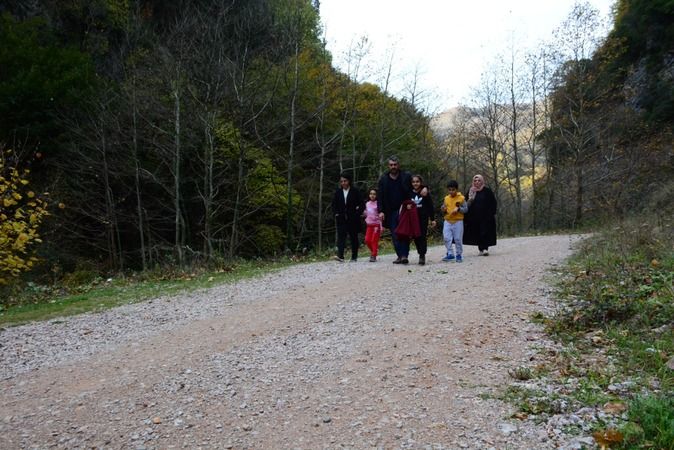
363;188;382;262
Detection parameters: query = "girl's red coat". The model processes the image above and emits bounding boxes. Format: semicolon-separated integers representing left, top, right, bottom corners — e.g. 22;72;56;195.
395;199;421;240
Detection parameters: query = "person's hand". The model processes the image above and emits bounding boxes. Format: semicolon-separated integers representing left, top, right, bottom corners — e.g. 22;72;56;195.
406;204;412;210
440;204;447;212
430;220;437;229
379;212;385;222
453;207;460;213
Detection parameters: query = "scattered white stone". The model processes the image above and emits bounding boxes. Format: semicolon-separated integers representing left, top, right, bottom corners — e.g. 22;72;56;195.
498;422;518;435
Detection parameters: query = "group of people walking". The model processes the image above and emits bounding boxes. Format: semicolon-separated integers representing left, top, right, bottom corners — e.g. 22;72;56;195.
332;156;497;264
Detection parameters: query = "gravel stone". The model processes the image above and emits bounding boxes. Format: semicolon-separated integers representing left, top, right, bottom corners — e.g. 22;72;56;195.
0;235;590;448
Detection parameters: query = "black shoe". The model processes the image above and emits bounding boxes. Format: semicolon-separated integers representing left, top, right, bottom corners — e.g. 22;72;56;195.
401;258;409;265
392;257;403;264
418;255;425;265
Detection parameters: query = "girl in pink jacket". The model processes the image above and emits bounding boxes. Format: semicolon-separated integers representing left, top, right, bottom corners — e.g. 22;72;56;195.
363;189;382;262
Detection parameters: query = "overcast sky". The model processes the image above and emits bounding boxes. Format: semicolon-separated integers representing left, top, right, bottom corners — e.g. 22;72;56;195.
319;0;616;113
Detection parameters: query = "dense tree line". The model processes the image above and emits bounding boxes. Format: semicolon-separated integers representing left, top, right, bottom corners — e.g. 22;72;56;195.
0;0;442;281
1;0;672;288
440;0;673;233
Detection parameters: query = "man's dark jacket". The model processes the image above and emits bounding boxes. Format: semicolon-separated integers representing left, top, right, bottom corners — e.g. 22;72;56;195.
377;170;413;216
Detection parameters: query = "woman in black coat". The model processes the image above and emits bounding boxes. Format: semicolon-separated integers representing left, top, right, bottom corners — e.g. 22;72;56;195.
332;172;364;262
463;174;497;255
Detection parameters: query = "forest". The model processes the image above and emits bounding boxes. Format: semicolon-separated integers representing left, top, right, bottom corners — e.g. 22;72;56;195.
0;0;672;292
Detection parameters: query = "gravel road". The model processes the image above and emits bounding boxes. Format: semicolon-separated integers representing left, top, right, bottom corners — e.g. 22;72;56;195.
1;235;584;449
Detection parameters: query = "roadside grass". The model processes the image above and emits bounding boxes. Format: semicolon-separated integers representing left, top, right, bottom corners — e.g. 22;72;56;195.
535;214;674;449
621;395;674;450
0;234;409;327
0;258;301;327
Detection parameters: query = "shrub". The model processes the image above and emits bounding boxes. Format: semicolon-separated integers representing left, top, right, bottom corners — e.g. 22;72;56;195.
252;224;285;256
0;149;49;285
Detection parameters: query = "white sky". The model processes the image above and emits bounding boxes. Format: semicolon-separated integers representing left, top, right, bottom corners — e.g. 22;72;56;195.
319;0;616;113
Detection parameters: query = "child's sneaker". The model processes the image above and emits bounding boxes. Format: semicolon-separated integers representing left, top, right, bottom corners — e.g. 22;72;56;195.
456;254;463;263
442;253;455;262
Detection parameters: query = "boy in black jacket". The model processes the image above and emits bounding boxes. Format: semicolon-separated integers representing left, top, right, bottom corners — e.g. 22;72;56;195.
332;172;364;262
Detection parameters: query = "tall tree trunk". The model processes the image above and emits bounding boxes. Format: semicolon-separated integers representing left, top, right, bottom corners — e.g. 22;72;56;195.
286;41;300;250
173;86;183;266
574;161;583;226
131;82;147;271
230;138;245;259
202;112;215;259
509;62;523;232
101;132;120;270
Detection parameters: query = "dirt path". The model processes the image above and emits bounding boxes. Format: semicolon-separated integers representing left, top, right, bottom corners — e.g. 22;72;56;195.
0;235;582;449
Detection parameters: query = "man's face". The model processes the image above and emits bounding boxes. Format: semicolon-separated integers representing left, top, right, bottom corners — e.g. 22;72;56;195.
388;160;400;175
340;177;350;189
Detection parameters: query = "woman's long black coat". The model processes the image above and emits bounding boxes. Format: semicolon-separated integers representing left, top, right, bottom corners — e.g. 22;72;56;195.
463;187;497;247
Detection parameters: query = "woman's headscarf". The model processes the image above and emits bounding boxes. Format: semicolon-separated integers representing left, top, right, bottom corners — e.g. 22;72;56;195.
470;174;485;195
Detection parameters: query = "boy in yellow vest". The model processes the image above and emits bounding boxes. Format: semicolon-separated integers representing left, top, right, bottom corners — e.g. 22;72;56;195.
441;180;468;262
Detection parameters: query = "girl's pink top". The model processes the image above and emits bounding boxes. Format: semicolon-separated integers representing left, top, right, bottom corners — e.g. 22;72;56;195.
364;200;381;226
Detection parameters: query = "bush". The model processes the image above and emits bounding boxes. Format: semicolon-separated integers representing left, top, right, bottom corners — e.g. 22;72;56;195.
0;149;49;285
252;224;285;255
61;268;100;288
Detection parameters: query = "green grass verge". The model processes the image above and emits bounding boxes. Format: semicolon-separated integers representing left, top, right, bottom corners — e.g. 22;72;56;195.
540;214;674;449
620;395;674;450
0;259;297;327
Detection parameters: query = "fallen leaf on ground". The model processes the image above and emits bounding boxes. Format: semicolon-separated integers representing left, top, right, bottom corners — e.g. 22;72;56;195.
602;402;627;414
593;429;623;448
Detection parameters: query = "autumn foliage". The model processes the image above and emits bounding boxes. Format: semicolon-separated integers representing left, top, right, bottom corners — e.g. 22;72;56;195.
0;150;48;284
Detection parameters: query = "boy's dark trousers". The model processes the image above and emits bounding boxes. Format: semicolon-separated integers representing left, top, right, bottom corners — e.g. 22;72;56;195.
336;222;359;260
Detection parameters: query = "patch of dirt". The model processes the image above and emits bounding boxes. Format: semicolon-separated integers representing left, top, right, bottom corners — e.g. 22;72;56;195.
0;235;582;449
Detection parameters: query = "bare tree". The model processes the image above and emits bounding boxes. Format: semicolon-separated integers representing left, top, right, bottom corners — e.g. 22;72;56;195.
500;41;526;232
523;44;552;229
468;68;508;210
548;1;607;225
